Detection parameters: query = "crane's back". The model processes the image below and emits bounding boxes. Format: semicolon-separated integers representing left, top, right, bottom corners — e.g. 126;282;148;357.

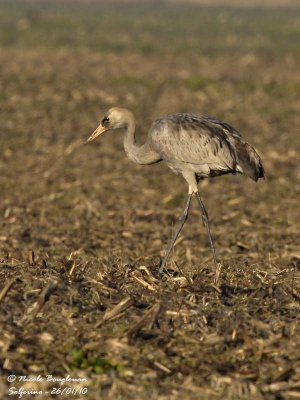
149;113;264;182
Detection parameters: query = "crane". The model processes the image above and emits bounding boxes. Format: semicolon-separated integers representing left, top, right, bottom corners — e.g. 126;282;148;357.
85;107;264;275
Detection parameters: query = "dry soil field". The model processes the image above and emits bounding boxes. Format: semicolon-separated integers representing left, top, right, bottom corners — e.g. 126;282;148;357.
0;1;300;399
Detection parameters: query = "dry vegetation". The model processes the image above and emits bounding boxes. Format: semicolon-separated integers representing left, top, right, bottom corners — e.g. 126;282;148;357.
0;1;300;399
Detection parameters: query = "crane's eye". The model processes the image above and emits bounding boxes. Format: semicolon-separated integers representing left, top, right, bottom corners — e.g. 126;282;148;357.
102;117;110;126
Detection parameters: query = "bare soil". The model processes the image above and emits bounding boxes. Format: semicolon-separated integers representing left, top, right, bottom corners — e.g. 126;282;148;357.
0;2;300;399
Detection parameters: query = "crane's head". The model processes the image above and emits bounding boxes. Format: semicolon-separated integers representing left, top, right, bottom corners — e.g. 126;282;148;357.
85;107;133;144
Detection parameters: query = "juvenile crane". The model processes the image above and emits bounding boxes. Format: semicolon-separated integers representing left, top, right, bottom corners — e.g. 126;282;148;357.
86;108;264;274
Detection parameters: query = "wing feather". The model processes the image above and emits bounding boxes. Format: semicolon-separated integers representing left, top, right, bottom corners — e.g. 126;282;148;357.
149;114;238;172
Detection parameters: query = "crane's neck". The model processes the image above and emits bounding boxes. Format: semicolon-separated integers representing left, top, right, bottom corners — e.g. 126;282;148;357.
123;117;161;165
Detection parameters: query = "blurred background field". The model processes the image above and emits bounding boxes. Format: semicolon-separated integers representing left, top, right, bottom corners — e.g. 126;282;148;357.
0;1;300;399
1;1;300;55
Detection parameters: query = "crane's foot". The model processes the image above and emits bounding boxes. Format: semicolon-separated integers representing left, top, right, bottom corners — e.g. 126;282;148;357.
157;256;167;275
151;256;177;278
158;260;180;278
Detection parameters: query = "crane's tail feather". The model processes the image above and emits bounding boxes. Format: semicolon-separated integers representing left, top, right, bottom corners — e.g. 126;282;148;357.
236;141;265;182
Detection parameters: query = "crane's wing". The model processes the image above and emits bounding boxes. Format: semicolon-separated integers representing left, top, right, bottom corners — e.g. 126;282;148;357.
149;114;240;172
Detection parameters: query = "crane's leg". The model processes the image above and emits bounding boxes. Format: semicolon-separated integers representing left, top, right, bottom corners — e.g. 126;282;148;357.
158;193;193;274
195;191;218;270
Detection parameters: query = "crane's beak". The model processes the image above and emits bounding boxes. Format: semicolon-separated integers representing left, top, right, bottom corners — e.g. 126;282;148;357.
85;124;108;144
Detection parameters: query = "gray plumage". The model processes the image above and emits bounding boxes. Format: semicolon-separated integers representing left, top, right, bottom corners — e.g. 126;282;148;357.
86;107;264;276
149;113;264;182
